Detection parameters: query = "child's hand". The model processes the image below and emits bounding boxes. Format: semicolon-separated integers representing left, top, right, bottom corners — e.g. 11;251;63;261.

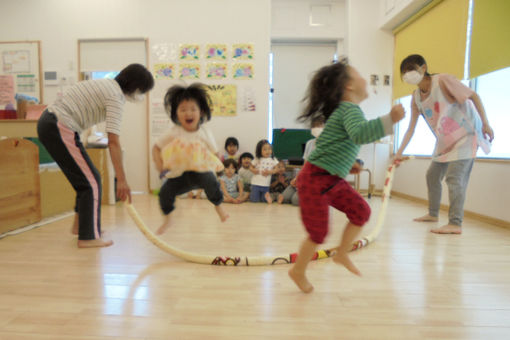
262;170;271;176
390;104;405;123
290;177;297;187
349;162;362;174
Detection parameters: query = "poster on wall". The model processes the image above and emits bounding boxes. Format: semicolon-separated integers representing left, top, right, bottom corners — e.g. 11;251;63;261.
153;63;175;79
232;43;254;59
207;84;237;116
152;43;178;62
179;63;200;79
0;75;15;105
179;44;200;60
2;50;31;73
232;63;254;79
205;44;227;60
206;63;227;79
242;86;256;112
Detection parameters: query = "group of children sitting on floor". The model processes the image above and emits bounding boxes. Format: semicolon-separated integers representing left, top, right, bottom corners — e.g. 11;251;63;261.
185;116;326;205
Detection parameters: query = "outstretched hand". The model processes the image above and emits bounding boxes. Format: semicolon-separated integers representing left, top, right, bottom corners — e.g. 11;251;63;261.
390;104;405;123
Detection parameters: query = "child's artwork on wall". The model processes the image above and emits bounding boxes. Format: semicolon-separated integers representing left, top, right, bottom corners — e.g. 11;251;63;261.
153;63;174;79
179;64;200;79
206;63;227;79
232;63;254;79
179;44;200;60
207;84;237;116
232;43;254;59
205;44;227;60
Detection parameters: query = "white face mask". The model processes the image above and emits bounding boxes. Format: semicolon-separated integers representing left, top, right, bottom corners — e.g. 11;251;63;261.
402;70;424;85
126;91;145;103
311;127;324;138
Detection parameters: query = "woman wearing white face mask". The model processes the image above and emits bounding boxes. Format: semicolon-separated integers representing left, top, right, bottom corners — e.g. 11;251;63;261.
37;63;154;248
395;54;494;235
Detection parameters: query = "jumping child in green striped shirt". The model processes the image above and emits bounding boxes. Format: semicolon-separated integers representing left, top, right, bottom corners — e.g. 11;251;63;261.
289;59;405;293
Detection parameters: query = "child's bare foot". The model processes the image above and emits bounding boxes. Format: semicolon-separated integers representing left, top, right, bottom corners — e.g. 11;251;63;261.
156;215;173;235
431;224;462;234
333;253;362;276
288;268;314;293
277;194;284;204
77;238;113;248
187;192;195;199
264;192;272;204
215;205;229;222
414;214;438;222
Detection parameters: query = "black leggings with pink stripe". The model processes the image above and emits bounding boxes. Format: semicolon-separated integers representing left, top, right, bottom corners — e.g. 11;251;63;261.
37;110;102;240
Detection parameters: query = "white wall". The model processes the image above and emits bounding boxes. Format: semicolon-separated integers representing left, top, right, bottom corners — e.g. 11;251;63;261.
346;0;395;190
0;0;271;192
379;0;432;30
272;0;346;42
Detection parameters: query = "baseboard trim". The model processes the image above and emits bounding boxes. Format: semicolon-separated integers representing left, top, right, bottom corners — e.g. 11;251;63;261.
391;191;510;229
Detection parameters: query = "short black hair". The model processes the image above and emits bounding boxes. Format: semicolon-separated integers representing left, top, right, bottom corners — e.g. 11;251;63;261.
164;83;212;125
223;158;238;171
115;63;154;95
255;139;272;159
400;54;430;77
225;137;239;150
239;152;254;161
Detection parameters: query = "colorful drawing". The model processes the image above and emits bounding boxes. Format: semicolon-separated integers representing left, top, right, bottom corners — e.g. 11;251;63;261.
232;43;254;59
179;44;200;60
153;63;174;79
206;63;227;79
179;64;200;79
207;84;237;116
205;44;227;59
232;63;254;79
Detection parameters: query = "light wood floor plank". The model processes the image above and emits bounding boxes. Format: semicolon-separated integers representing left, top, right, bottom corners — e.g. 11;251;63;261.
1;194;509;339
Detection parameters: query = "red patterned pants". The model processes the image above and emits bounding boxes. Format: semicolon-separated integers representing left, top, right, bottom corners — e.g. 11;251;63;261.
297;162;371;244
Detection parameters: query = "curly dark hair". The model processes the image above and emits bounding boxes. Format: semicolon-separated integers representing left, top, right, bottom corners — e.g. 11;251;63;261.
164;83;212;125
298;58;350;124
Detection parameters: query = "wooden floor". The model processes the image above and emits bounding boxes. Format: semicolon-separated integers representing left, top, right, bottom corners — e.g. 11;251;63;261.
1;193;510;339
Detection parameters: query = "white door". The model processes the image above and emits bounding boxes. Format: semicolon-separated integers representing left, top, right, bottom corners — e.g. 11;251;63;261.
271;43;337;129
79;39;149;193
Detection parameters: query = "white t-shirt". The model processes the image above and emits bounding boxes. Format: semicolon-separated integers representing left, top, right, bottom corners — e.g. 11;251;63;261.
250;157;279;187
48;79;125;135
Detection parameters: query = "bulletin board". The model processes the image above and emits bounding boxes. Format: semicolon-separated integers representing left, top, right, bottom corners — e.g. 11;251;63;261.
0;41;43;108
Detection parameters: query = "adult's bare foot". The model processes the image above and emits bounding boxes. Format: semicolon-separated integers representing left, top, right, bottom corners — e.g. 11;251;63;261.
288;268;314;293
430;224;462;234
414;214;439;222
77;238;113;248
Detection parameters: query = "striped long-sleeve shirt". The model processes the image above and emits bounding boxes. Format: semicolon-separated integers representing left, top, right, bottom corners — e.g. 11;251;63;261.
48;79;125;135
307;101;394;178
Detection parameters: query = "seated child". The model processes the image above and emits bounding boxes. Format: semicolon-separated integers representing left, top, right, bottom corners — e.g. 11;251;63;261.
221;137;239;161
281;175;299;206
269;161;291;204
219;159;249;204
238;152;254;192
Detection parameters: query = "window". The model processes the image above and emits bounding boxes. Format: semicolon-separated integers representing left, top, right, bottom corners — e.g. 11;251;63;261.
395;67;510;159
473;66;510;159
394;94;435;157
